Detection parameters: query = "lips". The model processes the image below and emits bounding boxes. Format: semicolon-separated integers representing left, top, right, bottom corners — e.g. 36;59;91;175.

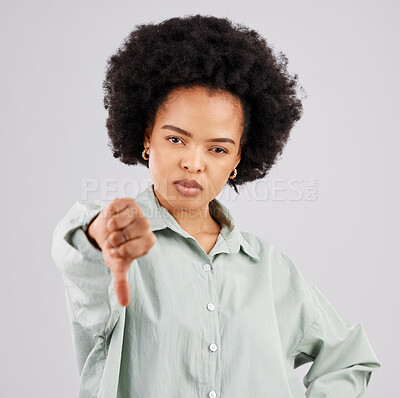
173;178;203;190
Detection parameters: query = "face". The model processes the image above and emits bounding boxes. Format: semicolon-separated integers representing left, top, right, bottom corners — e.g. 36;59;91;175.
143;85;243;213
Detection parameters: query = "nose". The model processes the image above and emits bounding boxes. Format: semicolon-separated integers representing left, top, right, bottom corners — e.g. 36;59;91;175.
181;146;205;172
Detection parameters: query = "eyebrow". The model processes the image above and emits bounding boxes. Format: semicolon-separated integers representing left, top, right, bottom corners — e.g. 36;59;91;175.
161;124;236;145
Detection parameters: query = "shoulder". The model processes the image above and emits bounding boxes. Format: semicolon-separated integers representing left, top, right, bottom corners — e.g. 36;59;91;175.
240;230;320;331
239;230;288;265
239;230;317;302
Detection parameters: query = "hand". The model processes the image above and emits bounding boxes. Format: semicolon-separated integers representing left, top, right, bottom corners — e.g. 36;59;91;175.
88;198;156;306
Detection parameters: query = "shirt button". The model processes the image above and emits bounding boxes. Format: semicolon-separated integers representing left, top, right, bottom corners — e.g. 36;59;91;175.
207;302;215;311
209;343;218;352
203;263;211;271
208;391;217;398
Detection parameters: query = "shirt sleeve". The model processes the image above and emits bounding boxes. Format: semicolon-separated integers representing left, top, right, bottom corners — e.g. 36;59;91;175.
51;200;123;343
290;275;381;397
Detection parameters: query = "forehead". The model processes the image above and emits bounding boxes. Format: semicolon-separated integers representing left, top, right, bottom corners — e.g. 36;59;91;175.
156;86;244;138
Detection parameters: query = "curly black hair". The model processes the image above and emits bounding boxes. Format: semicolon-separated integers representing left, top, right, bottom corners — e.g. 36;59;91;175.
103;14;305;193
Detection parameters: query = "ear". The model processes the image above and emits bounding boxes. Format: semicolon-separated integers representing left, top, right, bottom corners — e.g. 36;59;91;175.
234;147;241;169
143;125;152;148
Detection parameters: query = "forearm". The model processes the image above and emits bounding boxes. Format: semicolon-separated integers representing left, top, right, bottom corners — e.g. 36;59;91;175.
51;200;122;338
85;214;102;251
292;285;381;397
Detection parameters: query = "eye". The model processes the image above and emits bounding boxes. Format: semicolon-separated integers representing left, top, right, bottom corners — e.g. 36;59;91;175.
167;136;183;144
167;136;227;154
211;147;228;154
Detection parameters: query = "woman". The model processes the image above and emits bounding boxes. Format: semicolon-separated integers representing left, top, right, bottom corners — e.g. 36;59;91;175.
52;14;381;398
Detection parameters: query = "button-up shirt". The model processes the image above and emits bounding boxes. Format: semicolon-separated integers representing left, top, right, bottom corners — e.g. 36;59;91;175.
51;183;381;398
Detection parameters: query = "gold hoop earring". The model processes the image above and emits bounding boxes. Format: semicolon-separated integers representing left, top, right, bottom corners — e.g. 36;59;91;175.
142;148;149;160
229;168;237;179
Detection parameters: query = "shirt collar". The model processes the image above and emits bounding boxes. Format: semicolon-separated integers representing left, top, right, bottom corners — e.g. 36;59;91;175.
134;183;260;262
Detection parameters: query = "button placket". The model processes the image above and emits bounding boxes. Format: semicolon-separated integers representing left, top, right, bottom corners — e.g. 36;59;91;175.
202;262;220;397
206;302;215;311
209;343;218;352
203;263;211;272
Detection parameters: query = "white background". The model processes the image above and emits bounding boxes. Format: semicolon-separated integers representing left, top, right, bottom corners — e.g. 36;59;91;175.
1;1;397;397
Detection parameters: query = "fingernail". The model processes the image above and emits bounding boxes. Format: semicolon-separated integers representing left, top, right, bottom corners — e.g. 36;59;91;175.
111;248;117;256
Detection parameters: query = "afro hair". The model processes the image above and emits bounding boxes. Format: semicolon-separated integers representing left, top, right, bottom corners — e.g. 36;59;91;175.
102;14;305;193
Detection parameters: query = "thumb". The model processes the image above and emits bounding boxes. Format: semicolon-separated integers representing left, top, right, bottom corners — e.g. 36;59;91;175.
112;263;131;307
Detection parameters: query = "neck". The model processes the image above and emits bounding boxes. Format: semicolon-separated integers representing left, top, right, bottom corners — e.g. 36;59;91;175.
153;187;220;236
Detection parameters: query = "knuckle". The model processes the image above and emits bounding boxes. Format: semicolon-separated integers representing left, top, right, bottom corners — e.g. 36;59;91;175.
140;216;151;230
124;198;136;208
107;204;116;216
125;204;139;219
107;217;118;230
119;245;128;257
144;233;155;251
110;197;121;207
108;231;118;245
147;232;156;246
130;198;138;206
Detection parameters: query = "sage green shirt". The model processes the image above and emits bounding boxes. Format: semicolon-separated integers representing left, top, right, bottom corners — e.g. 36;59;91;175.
51;183;381;398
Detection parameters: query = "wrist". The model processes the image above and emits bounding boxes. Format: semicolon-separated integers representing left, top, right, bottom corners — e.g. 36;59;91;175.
86;219;102;251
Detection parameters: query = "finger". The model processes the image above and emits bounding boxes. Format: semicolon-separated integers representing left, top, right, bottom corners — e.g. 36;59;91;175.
112;265;130;307
104;229;129;249
106;198;136;219
123;215;150;240
95;199;132;227
107;205;144;232
105;216;149;248
112;233;155;259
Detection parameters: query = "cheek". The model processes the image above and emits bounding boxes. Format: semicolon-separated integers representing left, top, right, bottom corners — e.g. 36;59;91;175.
211;161;233;175
148;149;174;176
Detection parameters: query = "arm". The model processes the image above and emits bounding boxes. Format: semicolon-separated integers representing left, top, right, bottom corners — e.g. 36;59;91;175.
270;246;381;397
291;280;381;397
84;215;102;251
52;200;130;396
51;200;123;341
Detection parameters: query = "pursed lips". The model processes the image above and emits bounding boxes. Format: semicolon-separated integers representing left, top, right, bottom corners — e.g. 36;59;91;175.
173;179;203;190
